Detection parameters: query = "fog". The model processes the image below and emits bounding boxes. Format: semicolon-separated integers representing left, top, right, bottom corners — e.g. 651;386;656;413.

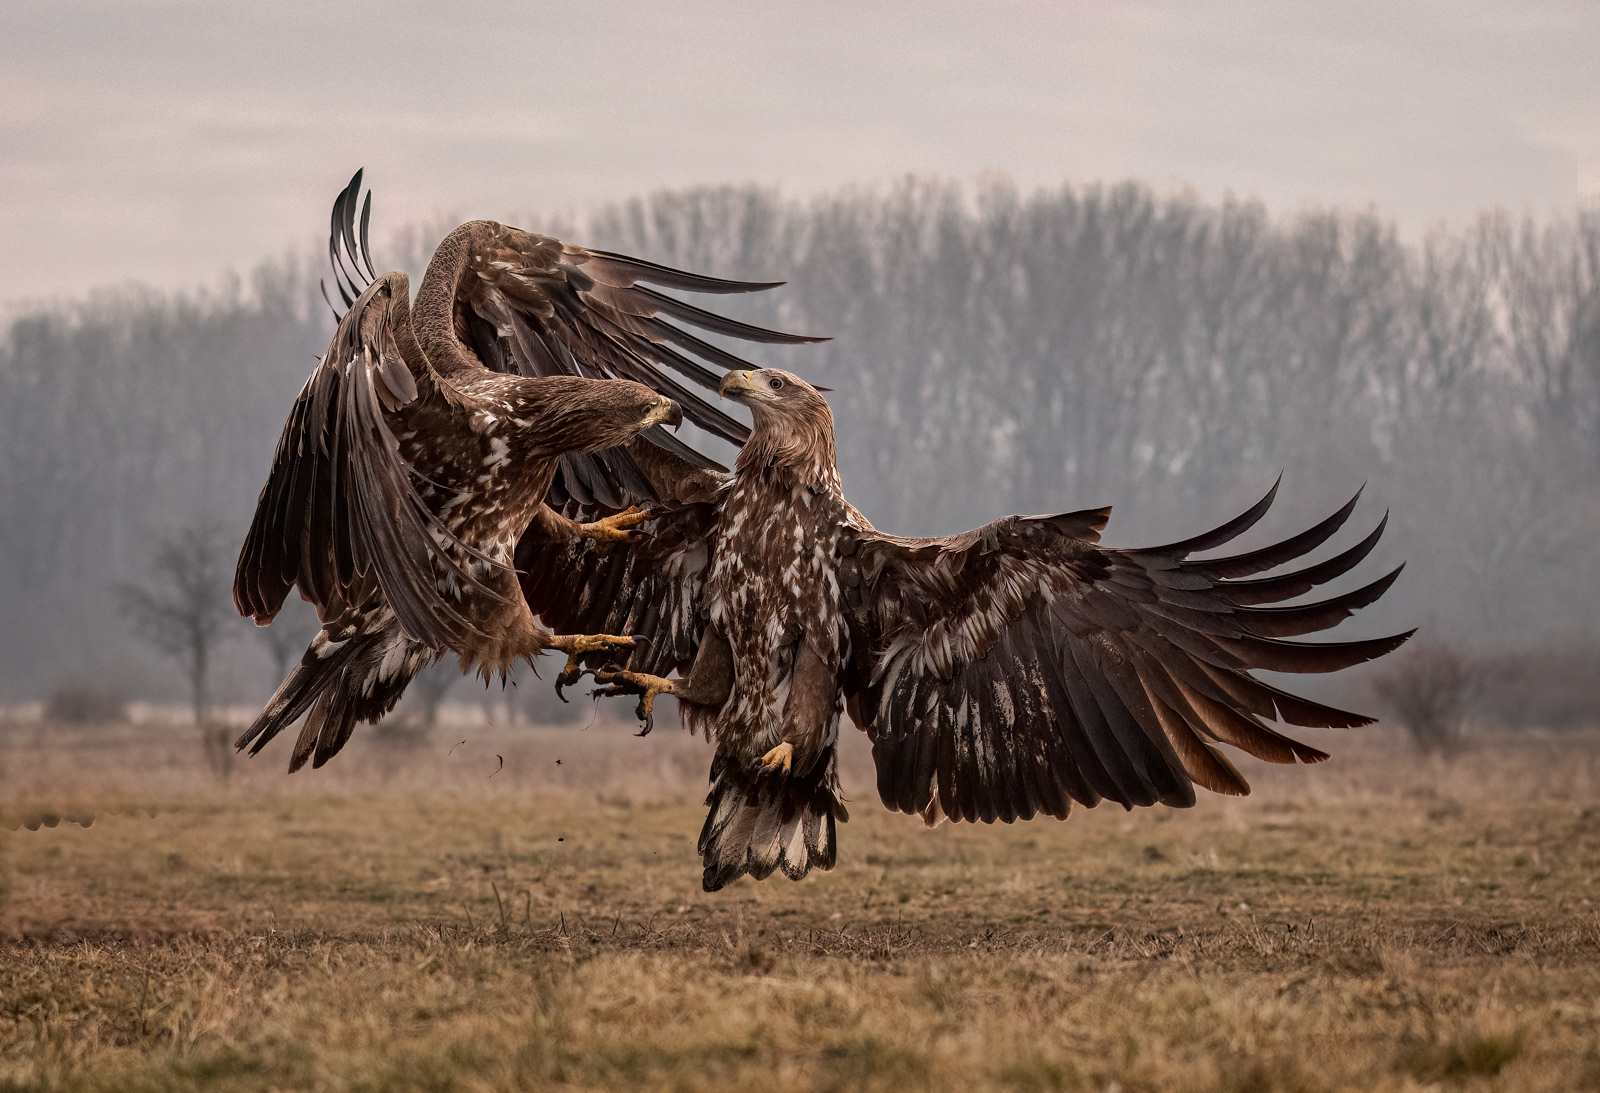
2;177;1598;725
4;1;1599;731
4;2;1599;303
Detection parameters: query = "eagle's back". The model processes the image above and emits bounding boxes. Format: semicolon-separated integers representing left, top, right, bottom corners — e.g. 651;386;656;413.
396;374;557;570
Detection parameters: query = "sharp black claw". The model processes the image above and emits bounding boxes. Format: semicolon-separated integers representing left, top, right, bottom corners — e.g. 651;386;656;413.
555;664;587;703
631;634;650;645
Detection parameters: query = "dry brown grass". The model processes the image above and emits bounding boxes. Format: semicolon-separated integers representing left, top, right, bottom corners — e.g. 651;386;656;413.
3;715;1600;1092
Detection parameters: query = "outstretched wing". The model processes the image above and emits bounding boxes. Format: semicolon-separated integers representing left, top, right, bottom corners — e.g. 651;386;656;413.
444;219;825;508
846;483;1410;825
517;440;726;677
233;274;507;649
314;170;823;507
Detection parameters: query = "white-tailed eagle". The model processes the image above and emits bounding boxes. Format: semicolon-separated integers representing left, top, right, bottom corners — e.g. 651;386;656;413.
520;369;1411;891
233;173;818;771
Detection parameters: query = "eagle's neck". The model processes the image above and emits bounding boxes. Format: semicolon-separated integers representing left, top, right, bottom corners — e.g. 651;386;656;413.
414;222;491;380
735;402;841;493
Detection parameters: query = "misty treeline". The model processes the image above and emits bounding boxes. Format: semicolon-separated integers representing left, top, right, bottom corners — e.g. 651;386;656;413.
3;178;1599;723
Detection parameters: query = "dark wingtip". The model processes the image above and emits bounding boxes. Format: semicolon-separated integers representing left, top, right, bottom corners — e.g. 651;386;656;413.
324;168;374;317
1139;476;1281;558
588;249;792;295
1188;486;1367;581
358;190;375;280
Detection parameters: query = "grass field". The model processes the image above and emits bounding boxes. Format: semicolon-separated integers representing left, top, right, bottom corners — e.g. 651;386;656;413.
3;713;1600;1092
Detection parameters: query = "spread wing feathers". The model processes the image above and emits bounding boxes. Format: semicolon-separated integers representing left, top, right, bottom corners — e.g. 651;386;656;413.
234;618;433;773
849;486;1411;826
517;498;721;680
453;221;825;506
234;276;508;648
321;169;377;318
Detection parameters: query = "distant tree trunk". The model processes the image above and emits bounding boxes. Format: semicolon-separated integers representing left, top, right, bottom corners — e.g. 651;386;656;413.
191;632;208;726
410;662;456;727
118;522;235;735
254;597;320;684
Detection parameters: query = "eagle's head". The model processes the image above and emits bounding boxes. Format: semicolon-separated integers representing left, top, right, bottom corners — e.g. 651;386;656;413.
593;380;683;436
718;368;830;412
641;394;685;431
529;378;681;454
719;368;838;484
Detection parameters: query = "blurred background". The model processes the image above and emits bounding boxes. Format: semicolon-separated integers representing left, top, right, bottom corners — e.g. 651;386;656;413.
3;0;1599;755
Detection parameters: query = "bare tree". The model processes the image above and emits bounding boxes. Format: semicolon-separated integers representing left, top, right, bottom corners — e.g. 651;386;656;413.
399;659;456;730
253;595;321;683
118;523;236;727
1372;644;1491;756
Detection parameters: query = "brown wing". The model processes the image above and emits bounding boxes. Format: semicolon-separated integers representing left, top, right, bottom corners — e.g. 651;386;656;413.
517;440;726;678
846;482;1410;825
444;220;825;508
320;170;822;507
232;274;507;649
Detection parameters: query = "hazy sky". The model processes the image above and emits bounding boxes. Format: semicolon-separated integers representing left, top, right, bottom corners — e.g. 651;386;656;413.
3;0;1598;306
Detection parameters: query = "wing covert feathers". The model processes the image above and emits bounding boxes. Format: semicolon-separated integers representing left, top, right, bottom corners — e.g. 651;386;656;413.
440;219;823;508
851;487;1408;826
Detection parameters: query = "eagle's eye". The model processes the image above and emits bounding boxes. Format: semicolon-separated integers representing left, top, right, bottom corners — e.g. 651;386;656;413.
767;376;783;390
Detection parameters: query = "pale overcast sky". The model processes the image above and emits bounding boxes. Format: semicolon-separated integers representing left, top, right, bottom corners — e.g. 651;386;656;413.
3;0;1597;306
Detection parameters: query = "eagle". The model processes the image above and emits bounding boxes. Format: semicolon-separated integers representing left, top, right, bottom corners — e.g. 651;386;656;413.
519;368;1411;891
233;172;818;771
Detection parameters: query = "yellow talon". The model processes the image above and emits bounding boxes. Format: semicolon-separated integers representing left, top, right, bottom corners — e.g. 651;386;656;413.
759;741;794;775
577;506;652;544
548;634;638;701
591;670;675;736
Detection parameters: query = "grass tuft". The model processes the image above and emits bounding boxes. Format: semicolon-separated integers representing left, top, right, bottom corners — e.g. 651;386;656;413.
1402;1027;1525;1080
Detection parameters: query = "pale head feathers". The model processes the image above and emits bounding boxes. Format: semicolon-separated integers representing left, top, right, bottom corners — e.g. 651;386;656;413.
719;368;838;486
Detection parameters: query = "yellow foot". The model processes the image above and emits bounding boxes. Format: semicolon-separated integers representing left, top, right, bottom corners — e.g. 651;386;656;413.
759;741;794;775
591;670;675;736
547;633;642;700
577;506;652;546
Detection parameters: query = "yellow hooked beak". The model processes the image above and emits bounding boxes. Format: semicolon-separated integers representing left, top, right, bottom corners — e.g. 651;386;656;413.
644;398;683;429
719;370;757;398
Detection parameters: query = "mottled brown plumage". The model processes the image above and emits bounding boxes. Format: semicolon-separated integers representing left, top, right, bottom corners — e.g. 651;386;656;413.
234;172;819;771
521;369;1411;891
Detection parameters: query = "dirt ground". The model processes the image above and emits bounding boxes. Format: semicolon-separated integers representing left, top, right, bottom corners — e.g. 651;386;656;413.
3;712;1599;1092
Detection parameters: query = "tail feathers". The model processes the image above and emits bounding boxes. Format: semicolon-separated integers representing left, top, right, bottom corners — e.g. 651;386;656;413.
698;745;846;892
236;623;435;772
